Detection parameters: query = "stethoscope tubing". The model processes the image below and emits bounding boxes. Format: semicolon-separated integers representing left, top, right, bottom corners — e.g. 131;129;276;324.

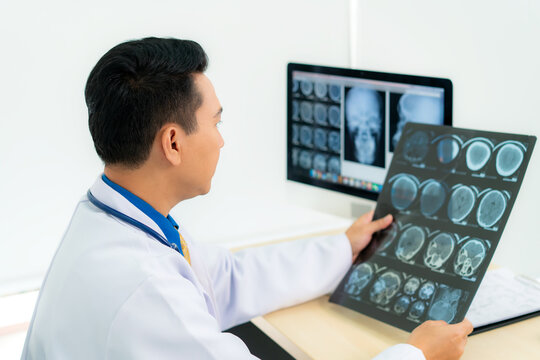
86;190;183;256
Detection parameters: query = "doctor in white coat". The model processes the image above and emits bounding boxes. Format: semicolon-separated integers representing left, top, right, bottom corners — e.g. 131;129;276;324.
22;37;472;360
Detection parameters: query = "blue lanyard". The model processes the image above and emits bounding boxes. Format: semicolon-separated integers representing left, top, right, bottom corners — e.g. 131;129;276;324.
87;190;184;256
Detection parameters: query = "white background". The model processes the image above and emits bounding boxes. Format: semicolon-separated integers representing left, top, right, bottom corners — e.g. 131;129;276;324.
352;0;540;277
1;0;539;295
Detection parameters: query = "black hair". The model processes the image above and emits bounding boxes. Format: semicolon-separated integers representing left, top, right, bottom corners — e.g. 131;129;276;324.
85;37;208;167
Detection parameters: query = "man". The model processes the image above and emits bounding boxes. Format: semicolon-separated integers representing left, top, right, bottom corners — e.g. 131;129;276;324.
22;37;472;359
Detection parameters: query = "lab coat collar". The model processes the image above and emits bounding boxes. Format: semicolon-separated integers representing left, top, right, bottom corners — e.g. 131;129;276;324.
89;175;181;248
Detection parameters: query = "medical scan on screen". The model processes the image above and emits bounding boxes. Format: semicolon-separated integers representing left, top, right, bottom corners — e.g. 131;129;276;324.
330;123;536;332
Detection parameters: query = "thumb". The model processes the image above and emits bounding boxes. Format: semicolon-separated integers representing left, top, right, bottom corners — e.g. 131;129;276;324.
366;214;393;234
450;319;474;336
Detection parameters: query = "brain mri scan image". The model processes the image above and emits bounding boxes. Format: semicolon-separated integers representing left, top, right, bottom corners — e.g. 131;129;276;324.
292;79;300;93
390;174;418;210
403;130;430;163
392;93;444;150
291;148;300;167
394;295;411;315
436;136;461;164
454;239;486;277
476;190;507;228
496;142;525;177
328;157;341;175
300;101;313;123
344;263;374;296
328;105;341;128
300;126;313;147
369;271;402;305
396;226;426;262
466;139;492;171
377;223;398;252
292;124;299;145
428;286;462;323
418;282;435;300
329;84;341;102
314;82;328;99
313;153;327;172
344;87;385;166
299;150;312;169
314;128;328;150
447;185;476;222
420;180;446;216
328;131;341;153
300;80;313;96
424;233;455;270
314;103;328;125
292;100;299;121
403;277;420;295
409;301;426;319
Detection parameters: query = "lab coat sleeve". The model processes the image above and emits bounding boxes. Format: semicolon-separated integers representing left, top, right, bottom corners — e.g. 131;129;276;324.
105;274;258;360
198;233;353;330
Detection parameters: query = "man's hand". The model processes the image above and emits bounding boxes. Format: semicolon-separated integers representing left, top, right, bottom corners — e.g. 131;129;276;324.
345;210;393;261
407;319;473;360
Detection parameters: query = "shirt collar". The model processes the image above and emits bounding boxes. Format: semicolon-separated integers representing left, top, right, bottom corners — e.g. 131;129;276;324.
89;174;181;248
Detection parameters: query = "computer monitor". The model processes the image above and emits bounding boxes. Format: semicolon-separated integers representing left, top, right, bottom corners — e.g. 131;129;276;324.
287;63;453;200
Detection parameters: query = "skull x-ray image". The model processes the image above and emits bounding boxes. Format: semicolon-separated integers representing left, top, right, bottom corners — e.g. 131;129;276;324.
344;263;374;296
369;271;401;306
329;123;535;333
344;87;386;167
389;92;444;152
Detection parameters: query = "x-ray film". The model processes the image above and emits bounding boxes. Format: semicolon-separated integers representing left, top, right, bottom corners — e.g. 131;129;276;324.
330;123;536;332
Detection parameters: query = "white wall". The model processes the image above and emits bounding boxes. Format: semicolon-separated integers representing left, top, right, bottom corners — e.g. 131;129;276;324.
0;0;353;294
352;0;540;277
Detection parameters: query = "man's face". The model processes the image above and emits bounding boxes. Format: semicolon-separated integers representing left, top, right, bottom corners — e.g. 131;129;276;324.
345;88;382;164
180;73;224;196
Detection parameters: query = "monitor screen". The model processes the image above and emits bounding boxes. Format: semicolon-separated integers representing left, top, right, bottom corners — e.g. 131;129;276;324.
287;63;453;200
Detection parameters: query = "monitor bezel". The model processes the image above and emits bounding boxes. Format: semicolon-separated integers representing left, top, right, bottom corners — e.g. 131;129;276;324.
286;62;453;201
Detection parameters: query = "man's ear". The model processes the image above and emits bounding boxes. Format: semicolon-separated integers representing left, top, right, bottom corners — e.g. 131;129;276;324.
160;125;183;166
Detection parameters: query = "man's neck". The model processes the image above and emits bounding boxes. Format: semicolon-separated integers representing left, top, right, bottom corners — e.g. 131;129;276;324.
103;166;175;217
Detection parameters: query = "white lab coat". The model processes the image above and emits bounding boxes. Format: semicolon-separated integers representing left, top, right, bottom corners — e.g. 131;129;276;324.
21;176;424;359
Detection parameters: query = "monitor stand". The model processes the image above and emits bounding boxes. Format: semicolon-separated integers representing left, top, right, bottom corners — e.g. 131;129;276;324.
351;201;376;219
